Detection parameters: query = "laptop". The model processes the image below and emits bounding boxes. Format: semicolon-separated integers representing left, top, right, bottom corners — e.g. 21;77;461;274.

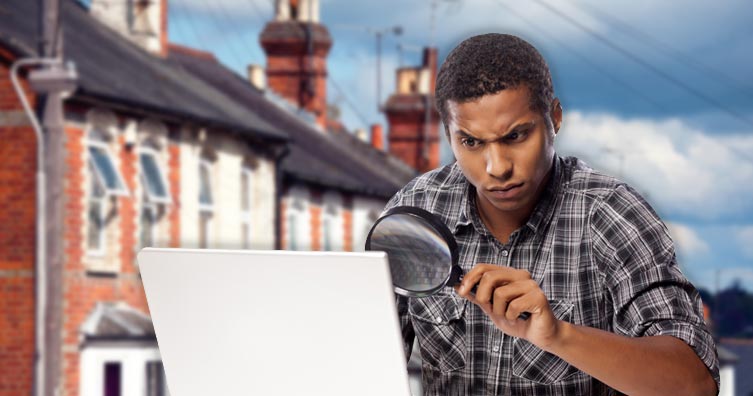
137;248;412;396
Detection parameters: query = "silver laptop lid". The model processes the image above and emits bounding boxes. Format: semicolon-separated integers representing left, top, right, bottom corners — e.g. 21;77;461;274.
138;248;411;396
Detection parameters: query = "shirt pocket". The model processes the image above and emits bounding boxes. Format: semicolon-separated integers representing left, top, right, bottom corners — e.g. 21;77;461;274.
408;293;468;372
512;299;580;385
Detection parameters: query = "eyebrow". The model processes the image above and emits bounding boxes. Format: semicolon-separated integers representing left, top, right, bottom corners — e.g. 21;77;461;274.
453;120;536;143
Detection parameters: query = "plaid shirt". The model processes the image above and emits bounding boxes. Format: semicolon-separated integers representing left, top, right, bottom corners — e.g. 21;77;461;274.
383;156;720;396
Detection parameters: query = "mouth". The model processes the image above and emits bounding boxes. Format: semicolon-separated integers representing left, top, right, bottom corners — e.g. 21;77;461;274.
486;183;524;199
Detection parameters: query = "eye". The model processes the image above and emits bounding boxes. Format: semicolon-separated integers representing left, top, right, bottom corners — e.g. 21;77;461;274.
505;129;530;142
461;137;481;148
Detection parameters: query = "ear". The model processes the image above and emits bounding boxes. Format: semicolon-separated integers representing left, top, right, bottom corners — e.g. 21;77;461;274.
550;98;563;134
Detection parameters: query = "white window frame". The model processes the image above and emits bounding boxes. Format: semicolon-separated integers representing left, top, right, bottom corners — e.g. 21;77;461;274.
87;162;107;256
240;167;253;249
87;140;130;197
139;147;172;205
323;217;332;251
140;189;158;249
198;160;214;249
288;213;298;251
198;160;214;213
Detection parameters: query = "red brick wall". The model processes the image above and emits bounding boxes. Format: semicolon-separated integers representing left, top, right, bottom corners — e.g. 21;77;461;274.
342;210;353;252
167;138;180;247
118;134;138;274
58;121;149;396
265;54;329;128
310;205;322;251
386;110;441;173
0;55;37;396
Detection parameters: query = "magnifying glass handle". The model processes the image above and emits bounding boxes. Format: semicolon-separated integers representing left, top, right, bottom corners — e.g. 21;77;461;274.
463;283;531;321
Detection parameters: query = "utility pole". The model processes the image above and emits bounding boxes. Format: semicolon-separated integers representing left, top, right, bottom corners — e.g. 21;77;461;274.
39;0;65;395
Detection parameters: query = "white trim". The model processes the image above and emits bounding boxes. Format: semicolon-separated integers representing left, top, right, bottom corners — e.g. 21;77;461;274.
80;342;166;396
241;166;253;248
138;147;172;205
198;159;214;212
86;162;107;257
87;140;130;197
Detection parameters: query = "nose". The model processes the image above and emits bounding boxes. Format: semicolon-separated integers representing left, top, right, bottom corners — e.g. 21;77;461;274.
485;143;513;180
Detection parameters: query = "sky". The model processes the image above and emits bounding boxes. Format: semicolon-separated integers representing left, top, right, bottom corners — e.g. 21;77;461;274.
166;0;753;292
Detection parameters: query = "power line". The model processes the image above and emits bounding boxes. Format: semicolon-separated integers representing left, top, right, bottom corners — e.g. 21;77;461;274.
212;0;265;64
494;0;672;114
527;0;753;130
327;75;370;127
196;0;253;69
171;1;215;52
566;0;753;98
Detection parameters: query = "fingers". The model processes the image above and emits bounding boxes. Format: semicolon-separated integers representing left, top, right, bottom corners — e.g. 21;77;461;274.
457;265;532;301
490;279;538;317
504;288;544;322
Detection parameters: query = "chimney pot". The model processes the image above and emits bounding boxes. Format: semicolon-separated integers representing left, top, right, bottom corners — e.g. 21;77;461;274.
370;124;384;151
247;64;266;91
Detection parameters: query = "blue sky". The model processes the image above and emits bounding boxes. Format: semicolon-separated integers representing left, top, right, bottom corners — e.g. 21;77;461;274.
167;0;753;292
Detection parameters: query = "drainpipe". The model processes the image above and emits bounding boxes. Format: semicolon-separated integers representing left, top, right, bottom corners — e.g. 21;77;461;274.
10;57;77;396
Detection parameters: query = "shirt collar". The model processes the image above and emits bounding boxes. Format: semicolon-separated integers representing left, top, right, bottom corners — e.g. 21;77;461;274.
524;155;562;235
451;156;563;237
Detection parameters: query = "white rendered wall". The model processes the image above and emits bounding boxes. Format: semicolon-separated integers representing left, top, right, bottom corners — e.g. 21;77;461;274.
80;341;166;396
351;197;387;252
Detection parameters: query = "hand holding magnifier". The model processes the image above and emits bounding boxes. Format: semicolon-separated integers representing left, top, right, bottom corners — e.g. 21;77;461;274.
365;206;531;321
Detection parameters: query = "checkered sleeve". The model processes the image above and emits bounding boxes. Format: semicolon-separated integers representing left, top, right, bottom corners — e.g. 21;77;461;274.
591;184;720;392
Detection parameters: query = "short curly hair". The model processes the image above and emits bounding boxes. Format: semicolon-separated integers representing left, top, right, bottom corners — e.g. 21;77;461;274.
435;33;555;132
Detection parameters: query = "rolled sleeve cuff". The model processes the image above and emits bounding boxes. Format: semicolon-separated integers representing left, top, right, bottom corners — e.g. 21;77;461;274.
644;320;720;393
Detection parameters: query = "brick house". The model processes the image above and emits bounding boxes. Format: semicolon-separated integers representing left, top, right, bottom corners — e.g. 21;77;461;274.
0;0;442;395
1;0;289;394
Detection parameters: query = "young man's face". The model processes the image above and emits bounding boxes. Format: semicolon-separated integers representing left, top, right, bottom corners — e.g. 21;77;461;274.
446;85;562;217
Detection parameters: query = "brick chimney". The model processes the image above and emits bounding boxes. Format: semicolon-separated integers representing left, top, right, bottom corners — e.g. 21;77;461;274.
384;47;440;173
370;124;384;150
260;0;332;129
90;0;169;57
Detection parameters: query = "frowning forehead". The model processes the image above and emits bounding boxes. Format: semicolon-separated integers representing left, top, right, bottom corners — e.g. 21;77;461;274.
446;87;540;139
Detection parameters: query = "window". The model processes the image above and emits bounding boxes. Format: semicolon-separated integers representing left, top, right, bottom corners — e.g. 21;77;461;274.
140;189;156;248
140;150;171;204
139;148;169;248
288;214;298;251
321;196;341;251
146;361;169;396
87;163;106;253
199;160;213;249
87;136;129;255
88;143;128;196
323;218;331;251
199;160;213;210
240;167;253;249
104;362;121;396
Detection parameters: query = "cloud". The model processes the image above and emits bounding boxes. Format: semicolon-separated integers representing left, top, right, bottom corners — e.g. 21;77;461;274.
667;222;710;256
737;227;753;259
555;111;753;222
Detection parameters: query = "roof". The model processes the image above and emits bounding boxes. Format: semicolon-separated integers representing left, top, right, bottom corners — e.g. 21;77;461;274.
168;44;416;198
0;0;288;143
720;338;753;396
80;302;155;341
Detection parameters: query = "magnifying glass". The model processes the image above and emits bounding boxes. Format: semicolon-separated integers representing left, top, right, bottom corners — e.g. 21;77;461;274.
365;206;530;320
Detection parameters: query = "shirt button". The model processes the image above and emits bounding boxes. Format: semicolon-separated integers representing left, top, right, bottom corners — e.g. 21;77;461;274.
492;346;500;353
501;249;509;257
436;316;442;323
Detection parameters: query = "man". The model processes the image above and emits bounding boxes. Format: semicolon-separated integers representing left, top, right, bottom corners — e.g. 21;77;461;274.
383;34;719;395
